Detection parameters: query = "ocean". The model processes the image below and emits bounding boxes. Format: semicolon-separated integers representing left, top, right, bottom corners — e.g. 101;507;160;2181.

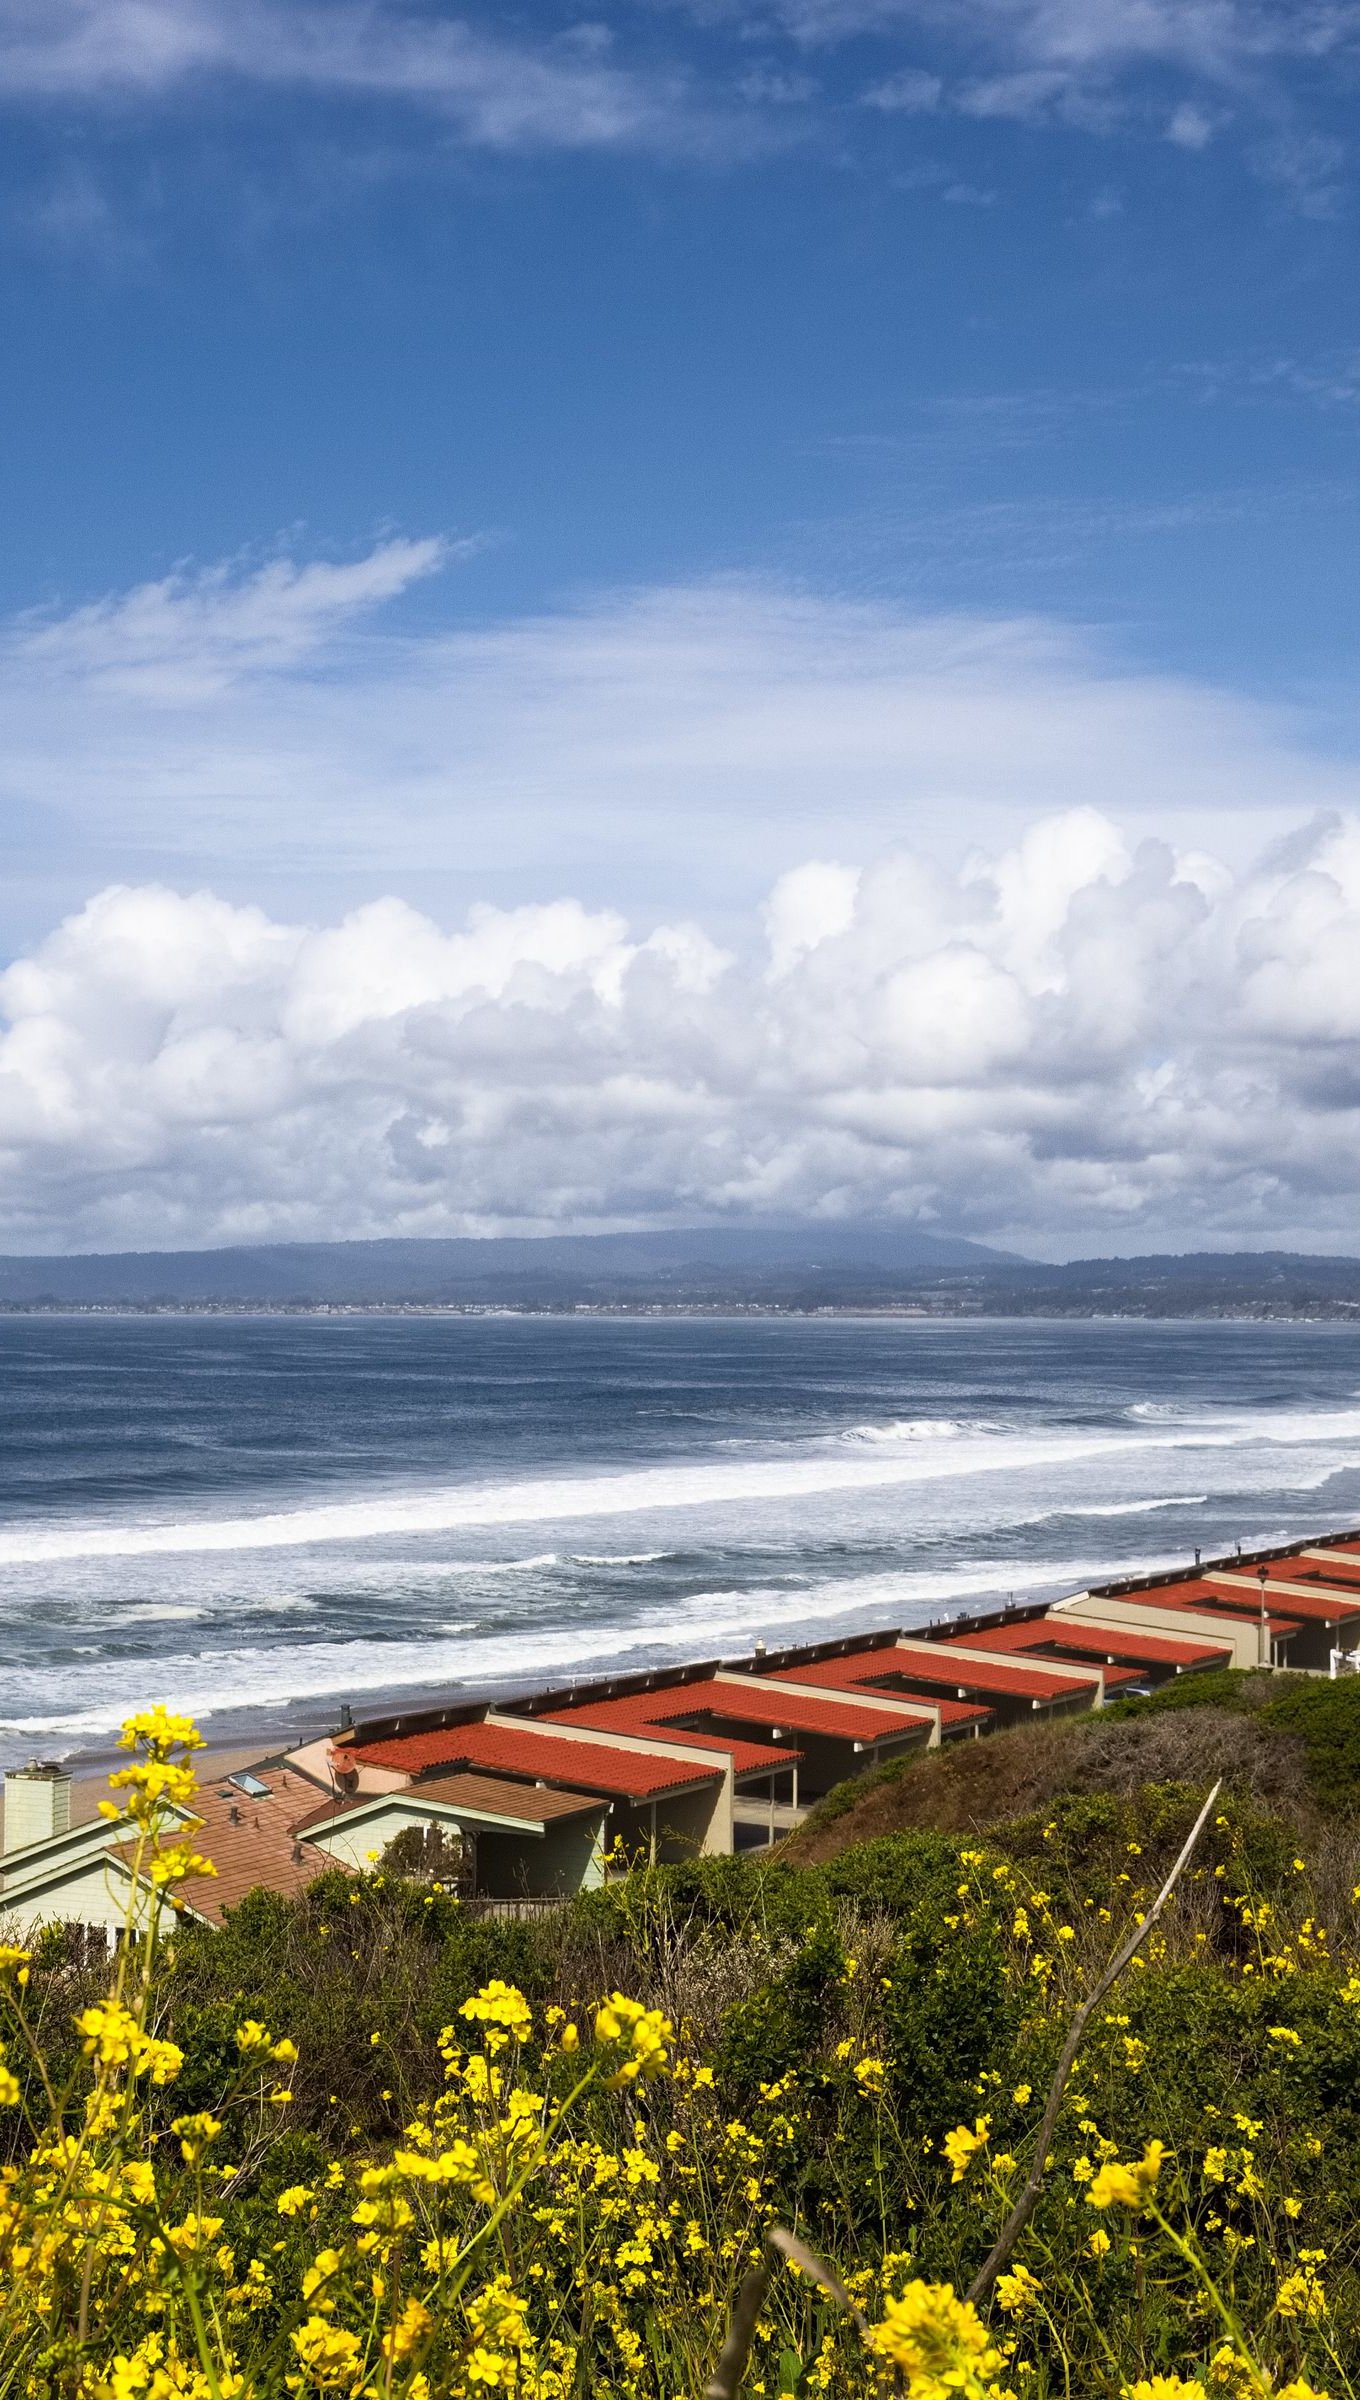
2;1311;1360;1771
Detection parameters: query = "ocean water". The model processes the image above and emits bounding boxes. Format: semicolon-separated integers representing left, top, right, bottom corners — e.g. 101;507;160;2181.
2;1311;1360;1769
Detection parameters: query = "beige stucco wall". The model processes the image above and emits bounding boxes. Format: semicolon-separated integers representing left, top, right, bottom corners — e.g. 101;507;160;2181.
1055;1593;1265;1668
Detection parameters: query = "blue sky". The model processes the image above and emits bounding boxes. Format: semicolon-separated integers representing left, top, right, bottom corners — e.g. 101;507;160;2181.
3;3;1358;693
1;0;1360;1256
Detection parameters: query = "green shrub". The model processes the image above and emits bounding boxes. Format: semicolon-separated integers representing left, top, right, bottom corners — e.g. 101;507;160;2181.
1261;1673;1360;1810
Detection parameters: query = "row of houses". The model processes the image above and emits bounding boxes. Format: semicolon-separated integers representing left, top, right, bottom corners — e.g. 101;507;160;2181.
5;1525;1360;1936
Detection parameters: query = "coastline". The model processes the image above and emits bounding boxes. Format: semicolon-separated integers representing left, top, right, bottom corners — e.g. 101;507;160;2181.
0;1301;1358;1322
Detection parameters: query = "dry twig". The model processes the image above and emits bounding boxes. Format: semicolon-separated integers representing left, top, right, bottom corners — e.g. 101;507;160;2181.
704;2264;771;2400
966;1776;1223;2306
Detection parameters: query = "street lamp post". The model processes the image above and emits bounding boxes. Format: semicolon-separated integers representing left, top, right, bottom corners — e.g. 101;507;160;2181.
1257;1566;1270;1670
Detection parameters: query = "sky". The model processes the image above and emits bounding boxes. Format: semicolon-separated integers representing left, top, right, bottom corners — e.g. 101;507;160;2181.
1;0;1360;1259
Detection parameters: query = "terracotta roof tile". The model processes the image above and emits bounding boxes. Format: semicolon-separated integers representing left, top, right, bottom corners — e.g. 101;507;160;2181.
854;1638;1097;1703
769;1652;991;1724
296;1771;603;1834
971;1621;1229;1670
540;1694;799;1774
663;1679;929;1743
346;1721;720;1799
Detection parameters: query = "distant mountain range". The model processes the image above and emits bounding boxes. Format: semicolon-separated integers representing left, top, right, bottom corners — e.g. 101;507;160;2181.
1;1229;1359;1315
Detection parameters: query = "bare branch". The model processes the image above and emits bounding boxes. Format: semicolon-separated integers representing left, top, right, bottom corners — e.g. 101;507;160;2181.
768;2225;871;2339
966;1777;1222;2307
704;2263;770;2400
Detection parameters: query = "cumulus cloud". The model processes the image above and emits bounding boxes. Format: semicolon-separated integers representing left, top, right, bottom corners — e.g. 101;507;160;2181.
6;810;1360;1255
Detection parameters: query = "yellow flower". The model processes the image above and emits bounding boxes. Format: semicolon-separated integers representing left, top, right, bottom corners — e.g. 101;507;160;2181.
76;2002;183;2085
300;2249;345;2314
276;2185;316;2218
119;1704;205;1754
289;2315;363;2389
1208;2348;1259;2396
942;2117;990;2182
382;2298;433;2362
1011;2084;1031;2107
592;1992;674;2086
1086;2229;1112;2260
1087;2141;1166;2211
1266;2026;1302;2048
1122;2379;1204;2399
870;2280;1007;2396
995;2265;1042;2315
464;2349;516;2389
1275;2269;1326;2321
461;1980;533;2043
170;2111;222;2165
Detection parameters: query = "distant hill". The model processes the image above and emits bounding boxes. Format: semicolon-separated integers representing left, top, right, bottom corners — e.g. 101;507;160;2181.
0;1224;1015;1308
0;1231;1358;1314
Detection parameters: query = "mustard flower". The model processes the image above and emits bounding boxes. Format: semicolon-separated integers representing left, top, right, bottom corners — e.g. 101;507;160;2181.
941;2117;990;2183
1087;2141;1166;2211
289;2315;363;2390
870;2279;1007;2397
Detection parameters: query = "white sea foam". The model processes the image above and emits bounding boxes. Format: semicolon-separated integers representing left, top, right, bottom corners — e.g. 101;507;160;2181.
837;1417;983;1445
1056;1495;1210;1520
4;1402;1359;1566
0;1546;1175;1746
570;1551;670;1566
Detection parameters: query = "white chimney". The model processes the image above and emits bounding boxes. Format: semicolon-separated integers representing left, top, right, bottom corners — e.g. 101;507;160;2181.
3;1762;73;1854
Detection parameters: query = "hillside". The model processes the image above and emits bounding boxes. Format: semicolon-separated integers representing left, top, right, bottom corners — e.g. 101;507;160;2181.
8;1684;1360;2396
1;1229;1360;1312
0;1223;1013;1307
784;1667;1360;1861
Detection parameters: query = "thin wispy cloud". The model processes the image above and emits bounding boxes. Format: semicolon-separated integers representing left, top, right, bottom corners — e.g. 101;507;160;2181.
0;1;713;154
11;536;452;697
0;0;1348;186
1;548;1356;937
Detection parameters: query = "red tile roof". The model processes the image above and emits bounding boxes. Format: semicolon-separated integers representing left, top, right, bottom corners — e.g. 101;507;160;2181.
345;1721;721;1799
1208;1580;1360;1628
296;1771;603;1833
953;1621;1229;1670
680;1678;930;1743
844;1638;1103;1703
540;1694;797;1775
770;1652;991;1725
1107;1583;1299;1635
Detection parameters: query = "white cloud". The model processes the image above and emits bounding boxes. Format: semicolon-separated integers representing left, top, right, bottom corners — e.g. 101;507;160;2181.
1166;98;1215;145
11;536;449;698
1;0;1347;174
8;811;1360;1254
738;0;1351;188
861;64;942;109
0;0;708;153
3;550;1358;951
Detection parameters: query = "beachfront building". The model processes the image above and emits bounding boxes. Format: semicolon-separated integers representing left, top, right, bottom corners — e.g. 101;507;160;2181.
5;1524;1360;1932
